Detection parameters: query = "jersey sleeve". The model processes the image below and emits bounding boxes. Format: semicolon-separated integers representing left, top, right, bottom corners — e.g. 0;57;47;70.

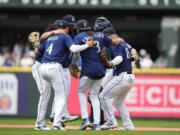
125;43;133;51
38;42;45;54
103;35;112;48
74;35;82;45
64;34;75;48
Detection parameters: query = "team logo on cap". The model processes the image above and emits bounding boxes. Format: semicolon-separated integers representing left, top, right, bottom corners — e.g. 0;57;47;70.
72;17;75;22
84;22;87;27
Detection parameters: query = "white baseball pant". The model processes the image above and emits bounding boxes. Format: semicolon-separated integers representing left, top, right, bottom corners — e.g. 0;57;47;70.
32;61;51;127
101;68;113;88
50;67;71;118
40;63;66;127
78;76;102;124
100;72;135;129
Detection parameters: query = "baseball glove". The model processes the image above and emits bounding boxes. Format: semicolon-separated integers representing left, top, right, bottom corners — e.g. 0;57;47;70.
100;49;111;68
28;32;40;48
70;64;80;79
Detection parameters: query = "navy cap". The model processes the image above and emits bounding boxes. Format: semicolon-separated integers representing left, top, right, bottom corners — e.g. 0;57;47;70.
103;27;116;36
76;19;91;30
63;15;76;25
54;19;70;29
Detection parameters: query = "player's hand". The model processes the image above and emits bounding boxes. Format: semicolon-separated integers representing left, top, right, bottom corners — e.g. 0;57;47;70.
70;64;80;79
53;29;65;34
86;39;96;48
130;49;139;61
70;64;80;73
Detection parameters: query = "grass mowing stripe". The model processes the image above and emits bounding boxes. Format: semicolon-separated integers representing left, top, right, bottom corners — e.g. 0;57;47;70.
0;128;179;135
0;118;180;128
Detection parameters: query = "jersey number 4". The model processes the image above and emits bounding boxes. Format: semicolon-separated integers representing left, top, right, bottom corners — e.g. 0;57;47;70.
47;43;53;55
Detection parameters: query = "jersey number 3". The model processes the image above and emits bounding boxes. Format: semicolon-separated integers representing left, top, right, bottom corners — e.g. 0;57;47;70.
96;41;100;53
47;43;53;55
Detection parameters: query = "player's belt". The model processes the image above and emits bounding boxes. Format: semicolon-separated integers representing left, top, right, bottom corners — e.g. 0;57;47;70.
117;71;133;76
127;71;132;74
43;62;58;64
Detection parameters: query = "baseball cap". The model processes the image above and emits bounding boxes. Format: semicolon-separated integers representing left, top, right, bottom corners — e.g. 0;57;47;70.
63;15;76;25
54;19;70;29
76;19;91;30
102;27;116;36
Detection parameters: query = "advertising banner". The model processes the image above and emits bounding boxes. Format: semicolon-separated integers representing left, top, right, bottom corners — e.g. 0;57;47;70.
0;73;18;115
68;75;180;118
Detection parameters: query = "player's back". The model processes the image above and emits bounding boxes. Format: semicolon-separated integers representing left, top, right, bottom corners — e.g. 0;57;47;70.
110;44;132;75
41;34;73;66
74;32;106;79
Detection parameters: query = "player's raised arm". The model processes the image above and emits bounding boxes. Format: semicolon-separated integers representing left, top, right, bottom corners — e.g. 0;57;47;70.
70;39;95;53
103;27;125;46
40;23;65;42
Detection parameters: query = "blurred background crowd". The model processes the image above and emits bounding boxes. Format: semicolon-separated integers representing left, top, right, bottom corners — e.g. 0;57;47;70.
0;0;179;68
0;38;168;68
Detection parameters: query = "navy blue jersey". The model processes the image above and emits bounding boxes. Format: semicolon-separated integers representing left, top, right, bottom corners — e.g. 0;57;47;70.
74;32;112;80
110;44;132;75
70;30;77;39
35;53;43;62
38;34;74;67
124;43;133;52
35;42;44;62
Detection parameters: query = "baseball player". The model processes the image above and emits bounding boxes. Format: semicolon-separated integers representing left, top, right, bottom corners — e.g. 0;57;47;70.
74;19;124;130
35;20;95;130
89;17;138;126
99;27;138;130
50;15;78;122
28;24;59;130
40;15;79;123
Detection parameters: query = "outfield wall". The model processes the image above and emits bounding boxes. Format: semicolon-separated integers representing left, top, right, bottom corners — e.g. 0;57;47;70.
0;67;180;118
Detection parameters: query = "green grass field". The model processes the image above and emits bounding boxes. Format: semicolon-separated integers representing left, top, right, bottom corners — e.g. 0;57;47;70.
0;117;179;135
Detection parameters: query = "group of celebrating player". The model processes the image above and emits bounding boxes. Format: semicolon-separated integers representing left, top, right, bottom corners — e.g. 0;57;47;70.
29;14;140;131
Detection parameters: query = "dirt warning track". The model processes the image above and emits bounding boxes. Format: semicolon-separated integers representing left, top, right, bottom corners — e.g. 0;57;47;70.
0;125;180;131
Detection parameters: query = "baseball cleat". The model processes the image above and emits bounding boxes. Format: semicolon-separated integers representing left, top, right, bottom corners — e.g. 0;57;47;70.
61;115;79;123
49;117;54;124
51;126;66;130
49;117;66;127
91;124;101;130
119;126;134;131
79;118;92;130
34;126;51;130
101;122;118;130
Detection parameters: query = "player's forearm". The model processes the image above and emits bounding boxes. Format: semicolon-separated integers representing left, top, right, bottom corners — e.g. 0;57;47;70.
111;56;123;66
130;49;139;61
71;52;80;64
70;44;88;53
105;56;123;67
112;38;125;46
34;48;40;55
40;31;54;42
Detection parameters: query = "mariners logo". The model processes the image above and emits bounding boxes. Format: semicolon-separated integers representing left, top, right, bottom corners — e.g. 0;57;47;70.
72;17;75;22
84;22;87;28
